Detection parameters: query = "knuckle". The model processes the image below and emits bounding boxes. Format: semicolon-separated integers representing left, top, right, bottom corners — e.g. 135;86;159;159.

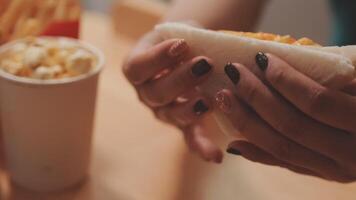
149;93;168;107
274;117;305;141
232;114;251;134
139;87;167;107
244;84;260;104
123;59;140;83
170;108;193;128
306;87;329;116
123;57;148;84
268;67;288;86
174;70;191;86
156;51;170;65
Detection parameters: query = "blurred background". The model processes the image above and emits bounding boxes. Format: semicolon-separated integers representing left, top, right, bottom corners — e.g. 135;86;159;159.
83;0;332;45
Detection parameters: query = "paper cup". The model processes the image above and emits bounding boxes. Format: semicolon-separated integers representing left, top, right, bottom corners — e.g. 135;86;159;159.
0;37;104;192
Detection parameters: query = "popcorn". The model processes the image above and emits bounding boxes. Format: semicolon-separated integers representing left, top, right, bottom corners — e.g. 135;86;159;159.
31;65;64;79
66;49;93;75
11;43;27;53
58;39;76;49
51;65;63;75
23;46;47;69
0;60;22;74
32;66;55;79
0;37;97;80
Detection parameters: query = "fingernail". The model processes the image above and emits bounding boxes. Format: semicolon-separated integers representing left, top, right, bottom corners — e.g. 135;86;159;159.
215;90;232;113
226;148;241;156
224;63;240;84
168;39;188;57
255;52;268;71
191;59;212;77
193;99;209;115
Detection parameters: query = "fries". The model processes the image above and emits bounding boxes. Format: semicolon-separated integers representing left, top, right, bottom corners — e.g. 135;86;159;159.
0;0;28;41
36;0;58;25
0;0;10;16
0;0;81;45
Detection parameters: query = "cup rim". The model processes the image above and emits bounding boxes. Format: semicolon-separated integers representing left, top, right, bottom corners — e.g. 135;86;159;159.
0;37;105;87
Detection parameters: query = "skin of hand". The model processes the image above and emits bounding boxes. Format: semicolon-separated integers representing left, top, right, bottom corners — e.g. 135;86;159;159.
123;29;224;163
123;0;268;163
216;52;356;183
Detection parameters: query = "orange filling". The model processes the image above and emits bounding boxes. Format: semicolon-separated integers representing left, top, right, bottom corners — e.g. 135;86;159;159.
220;31;320;46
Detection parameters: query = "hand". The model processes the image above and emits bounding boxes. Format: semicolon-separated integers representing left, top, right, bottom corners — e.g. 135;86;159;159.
123;30;223;163
216;53;356;182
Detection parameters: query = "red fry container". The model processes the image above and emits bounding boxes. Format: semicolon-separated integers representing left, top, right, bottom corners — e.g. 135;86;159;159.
40;20;81;39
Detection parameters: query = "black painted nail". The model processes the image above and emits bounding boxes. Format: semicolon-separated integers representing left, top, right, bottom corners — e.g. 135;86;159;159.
226;148;241;156
193;100;209;115
255;52;268;71
224;63;240;84
191;59;212;77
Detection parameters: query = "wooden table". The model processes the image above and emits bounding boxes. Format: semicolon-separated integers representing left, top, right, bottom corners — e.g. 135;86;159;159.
1;12;356;200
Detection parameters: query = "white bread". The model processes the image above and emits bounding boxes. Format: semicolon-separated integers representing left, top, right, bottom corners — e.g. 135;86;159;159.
155;23;356;139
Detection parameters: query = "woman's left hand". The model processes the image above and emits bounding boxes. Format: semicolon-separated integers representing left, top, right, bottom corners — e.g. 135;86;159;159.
216;52;356;183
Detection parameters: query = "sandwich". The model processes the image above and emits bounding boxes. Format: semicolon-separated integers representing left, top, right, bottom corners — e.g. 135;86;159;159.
155;23;356;139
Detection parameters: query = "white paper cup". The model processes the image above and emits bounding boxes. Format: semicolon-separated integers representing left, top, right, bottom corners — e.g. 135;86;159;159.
0;37;104;192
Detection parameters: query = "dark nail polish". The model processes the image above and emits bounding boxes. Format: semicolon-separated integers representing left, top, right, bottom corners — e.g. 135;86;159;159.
191;59;212;77
193;100;209;115
226;148;241;156
255;52;268;71
224;63;240;84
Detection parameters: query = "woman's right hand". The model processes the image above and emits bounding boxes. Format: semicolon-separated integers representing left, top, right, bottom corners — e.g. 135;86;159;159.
123;30;223;163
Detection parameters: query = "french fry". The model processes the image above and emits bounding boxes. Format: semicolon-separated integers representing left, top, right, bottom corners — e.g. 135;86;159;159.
11;3;35;40
0;0;10;16
54;0;69;21
36;0;58;31
0;0;29;38
12;19;41;40
69;6;81;21
36;0;58;20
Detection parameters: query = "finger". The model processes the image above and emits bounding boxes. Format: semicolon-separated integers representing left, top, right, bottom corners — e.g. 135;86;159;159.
139;57;213;107
215;89;352;182
156;97;211;128
154;89;199;122
123;39;189;85
342;79;356;96
223;63;355;165
184;123;223;163
256;52;356;133
227;141;324;178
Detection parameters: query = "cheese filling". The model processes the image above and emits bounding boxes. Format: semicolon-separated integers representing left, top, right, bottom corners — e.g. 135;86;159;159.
220;31;320;46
